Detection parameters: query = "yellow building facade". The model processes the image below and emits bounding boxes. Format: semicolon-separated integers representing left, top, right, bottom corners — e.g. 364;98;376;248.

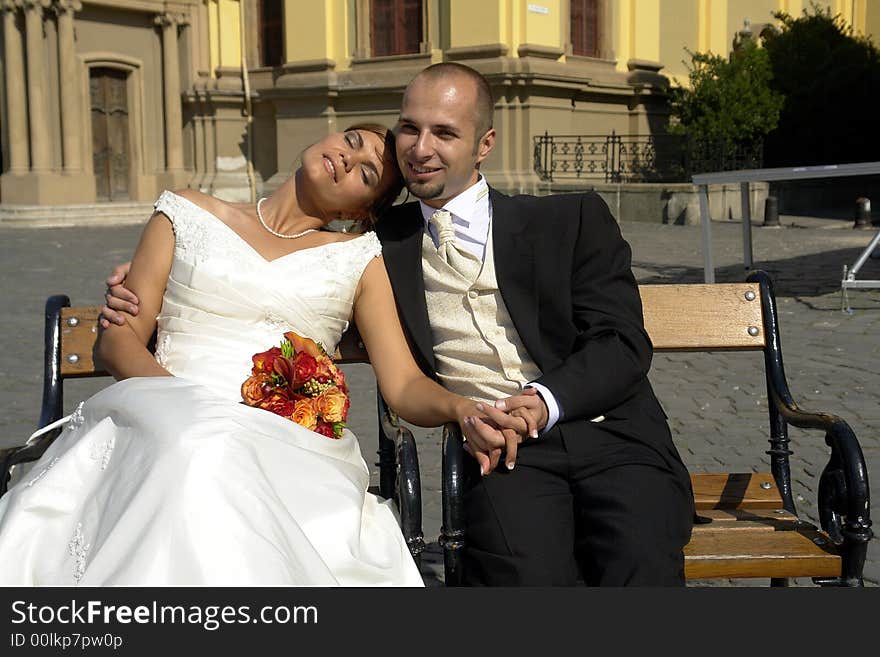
1;0;877;213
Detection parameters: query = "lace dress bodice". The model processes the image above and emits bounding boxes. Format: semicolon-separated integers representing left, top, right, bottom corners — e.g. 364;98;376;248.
152;191;382;400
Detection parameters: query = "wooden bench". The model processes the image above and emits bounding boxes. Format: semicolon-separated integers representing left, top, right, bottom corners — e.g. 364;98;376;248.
0;295;426;567
439;270;873;586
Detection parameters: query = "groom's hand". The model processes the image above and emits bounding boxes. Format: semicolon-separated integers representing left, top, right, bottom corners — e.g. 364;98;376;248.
457;399;527;475
494;387;549;438
461;402;533;474
486;387;549;470
99;261;138;328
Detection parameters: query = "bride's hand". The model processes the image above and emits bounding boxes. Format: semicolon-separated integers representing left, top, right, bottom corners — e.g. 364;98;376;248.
456;400;531;474
100;261;138;328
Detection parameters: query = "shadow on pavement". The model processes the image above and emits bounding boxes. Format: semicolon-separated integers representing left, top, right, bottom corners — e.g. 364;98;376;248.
633;245;880;300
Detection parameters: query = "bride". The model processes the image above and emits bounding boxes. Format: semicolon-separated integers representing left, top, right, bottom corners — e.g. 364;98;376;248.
0;123;527;586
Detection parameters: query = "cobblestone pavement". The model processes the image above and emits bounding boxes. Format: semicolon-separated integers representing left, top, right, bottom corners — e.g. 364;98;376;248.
1;214;878;587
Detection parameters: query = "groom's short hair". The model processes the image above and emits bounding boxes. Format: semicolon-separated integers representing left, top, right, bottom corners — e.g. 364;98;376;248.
412;63;494;141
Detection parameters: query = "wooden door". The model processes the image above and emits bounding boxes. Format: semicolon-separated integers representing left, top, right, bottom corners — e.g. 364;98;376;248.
90;68;130;201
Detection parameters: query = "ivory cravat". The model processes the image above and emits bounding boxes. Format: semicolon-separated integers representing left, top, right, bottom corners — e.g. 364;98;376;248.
429;209;480;277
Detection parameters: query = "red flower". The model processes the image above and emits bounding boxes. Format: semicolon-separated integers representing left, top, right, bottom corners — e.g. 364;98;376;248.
272;355;294;385
264;395;295;418
333;367;348;393
315;421;335;438
293;352;318;387
252;346;282;375
314;356;335;384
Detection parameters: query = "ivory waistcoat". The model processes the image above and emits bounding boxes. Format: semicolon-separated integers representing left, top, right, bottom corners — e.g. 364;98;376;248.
421;228;541;402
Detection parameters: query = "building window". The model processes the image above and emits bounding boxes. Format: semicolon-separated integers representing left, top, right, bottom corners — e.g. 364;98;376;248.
259;0;284;67
571;0;600;57
371;0;422;57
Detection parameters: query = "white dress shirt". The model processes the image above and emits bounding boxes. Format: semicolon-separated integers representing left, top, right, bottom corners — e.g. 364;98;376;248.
419;176;562;433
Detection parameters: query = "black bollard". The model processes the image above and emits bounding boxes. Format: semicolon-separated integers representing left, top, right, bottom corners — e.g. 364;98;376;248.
854;197;872;229
762;195;780;227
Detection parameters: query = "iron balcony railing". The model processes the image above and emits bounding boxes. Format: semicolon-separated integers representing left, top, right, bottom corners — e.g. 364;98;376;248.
533;132;763;183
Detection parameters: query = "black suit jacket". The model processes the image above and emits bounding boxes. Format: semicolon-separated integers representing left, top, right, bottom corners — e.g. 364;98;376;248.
377;188;683;466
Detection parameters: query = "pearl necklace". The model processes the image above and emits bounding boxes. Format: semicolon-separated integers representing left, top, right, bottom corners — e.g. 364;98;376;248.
256;198;319;239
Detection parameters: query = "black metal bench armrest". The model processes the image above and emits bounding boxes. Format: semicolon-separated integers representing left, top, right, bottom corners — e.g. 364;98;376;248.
749;270;872;586
39;295;70;432
1;295;72;496
377;394;425;565
0;427;67;496
440;421;466;586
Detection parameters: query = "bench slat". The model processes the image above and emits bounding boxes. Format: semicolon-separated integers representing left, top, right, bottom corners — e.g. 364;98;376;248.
640;283;765;351
59;307;104;377
685;526;840;580
691;472;783;510
693;508;801;532
59;306;373;377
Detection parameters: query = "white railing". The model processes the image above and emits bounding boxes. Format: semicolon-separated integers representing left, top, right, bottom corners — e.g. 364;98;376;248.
692;162;880;286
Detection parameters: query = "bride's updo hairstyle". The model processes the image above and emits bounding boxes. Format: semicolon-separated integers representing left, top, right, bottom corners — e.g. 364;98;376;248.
342;122;405;230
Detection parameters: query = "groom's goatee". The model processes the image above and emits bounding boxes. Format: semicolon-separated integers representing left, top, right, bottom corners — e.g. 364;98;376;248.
405;181;444;199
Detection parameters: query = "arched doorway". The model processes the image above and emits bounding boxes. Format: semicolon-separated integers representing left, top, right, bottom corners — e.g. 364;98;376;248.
89;67;131;201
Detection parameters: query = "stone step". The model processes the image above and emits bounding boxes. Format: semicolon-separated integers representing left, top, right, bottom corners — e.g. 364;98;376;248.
0;202;155;228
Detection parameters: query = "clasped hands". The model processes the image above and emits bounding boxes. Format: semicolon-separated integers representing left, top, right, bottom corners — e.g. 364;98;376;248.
456;387;548;476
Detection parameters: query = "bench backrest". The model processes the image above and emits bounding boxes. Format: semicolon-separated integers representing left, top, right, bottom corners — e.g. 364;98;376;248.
56;282;767;379
641;282;765;351
57;306;371;379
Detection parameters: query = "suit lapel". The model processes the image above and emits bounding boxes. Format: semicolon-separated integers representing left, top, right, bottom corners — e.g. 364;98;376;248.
379;204;436;374
490;189;543;366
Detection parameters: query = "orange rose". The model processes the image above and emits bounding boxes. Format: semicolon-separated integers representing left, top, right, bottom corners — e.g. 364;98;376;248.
315;387;349;424
241;373;273;405
291;398;318;431
284;331;322;358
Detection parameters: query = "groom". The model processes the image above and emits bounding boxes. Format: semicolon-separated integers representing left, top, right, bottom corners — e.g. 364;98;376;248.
104;63;694;586
378;63;693;586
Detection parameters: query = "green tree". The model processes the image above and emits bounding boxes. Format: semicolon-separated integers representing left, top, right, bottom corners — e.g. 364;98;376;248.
762;5;880;166
667;38;784;173
669;40;784;145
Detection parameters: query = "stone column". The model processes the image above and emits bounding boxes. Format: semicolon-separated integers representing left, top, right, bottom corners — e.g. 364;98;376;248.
1;0;28;173
53;0;82;172
155;11;187;171
23;0;51;171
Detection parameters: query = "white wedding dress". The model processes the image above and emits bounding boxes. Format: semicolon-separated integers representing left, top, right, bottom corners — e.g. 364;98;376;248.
0;191;424;587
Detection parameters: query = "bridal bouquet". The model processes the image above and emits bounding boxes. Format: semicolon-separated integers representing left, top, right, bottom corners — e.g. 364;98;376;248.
241;331;350;438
